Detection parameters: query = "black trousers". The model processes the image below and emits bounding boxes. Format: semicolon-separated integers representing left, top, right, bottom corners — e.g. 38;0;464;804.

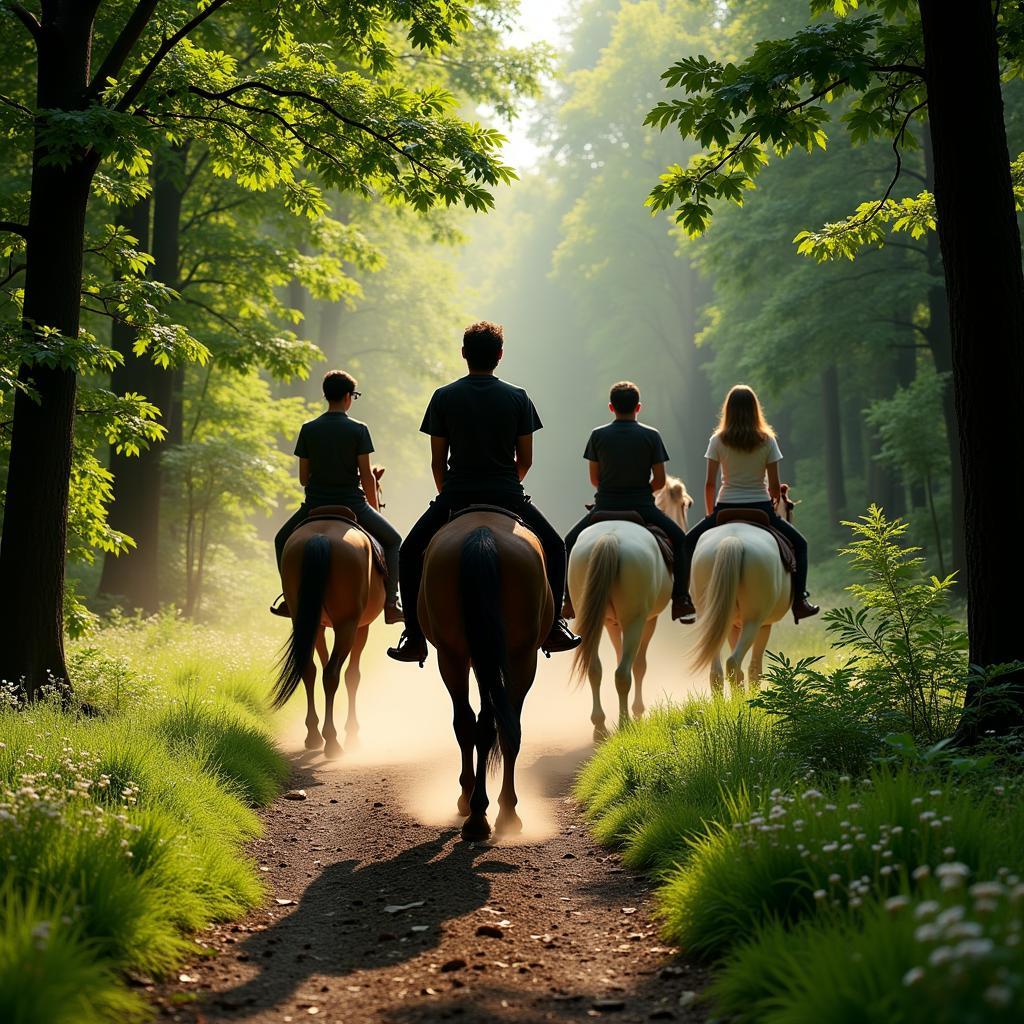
680;500;809;602
563;501;689;599
399;490;566;640
274;499;402;604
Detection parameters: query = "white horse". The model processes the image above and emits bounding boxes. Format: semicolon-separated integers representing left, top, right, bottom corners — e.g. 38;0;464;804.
690;496;796;695
568;476;691;741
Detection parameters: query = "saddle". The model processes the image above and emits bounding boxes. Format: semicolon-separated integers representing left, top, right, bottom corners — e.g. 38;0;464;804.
303;505;388;580
584;509;675;574
715;508;797;575
448;503;526;527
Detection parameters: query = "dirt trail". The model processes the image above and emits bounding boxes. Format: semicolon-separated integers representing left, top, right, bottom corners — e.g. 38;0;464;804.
158;630;712;1024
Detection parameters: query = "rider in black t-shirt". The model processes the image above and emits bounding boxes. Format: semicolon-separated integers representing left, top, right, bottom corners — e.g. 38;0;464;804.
387;321;580;664
562;381;692;623
271;370;403;623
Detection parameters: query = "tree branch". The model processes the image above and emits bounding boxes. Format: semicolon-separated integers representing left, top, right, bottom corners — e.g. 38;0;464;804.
0;221;28;238
3;2;41;43
115;0;234;113
88;0;161;97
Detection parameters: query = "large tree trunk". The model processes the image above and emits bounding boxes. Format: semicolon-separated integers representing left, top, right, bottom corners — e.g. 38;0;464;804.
820;363;846;530
919;2;1024;734
0;7;97;694
98;198;158;607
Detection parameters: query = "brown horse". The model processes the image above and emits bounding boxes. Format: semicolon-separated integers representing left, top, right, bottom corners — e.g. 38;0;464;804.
270;468;386;758
420;511;553;842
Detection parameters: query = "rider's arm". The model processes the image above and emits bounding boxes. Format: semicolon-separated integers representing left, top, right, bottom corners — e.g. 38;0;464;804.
515;434;534;481
704;459;719;517
429;436;448;494
650;462;667;493
358;453;379;511
299;457;311;487
588;460;601;488
767;461;782;508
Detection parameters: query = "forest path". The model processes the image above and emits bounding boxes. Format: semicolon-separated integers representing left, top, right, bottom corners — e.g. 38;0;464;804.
157;741;708;1024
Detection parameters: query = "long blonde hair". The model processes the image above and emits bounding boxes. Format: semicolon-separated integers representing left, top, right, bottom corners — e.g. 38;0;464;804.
716;384;775;453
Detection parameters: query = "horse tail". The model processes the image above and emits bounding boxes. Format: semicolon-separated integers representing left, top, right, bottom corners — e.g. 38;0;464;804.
460;527;518;765
692;535;743;671
572;532;620;682
271;534;332;710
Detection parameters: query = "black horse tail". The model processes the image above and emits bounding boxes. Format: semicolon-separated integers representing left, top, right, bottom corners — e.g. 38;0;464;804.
271;534;332;710
459;527;519;766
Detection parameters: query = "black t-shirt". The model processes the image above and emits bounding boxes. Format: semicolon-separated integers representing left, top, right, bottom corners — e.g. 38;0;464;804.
294;412;373;507
420;375;542;495
584;420;670;503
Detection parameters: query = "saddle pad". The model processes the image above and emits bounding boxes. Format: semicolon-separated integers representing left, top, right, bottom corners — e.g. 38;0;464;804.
715;509;796;575
448;503;526;527
585;510;674;573
302;507;388;580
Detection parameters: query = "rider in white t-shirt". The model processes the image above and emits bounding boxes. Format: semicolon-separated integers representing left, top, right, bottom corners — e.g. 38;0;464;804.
677;385;818;623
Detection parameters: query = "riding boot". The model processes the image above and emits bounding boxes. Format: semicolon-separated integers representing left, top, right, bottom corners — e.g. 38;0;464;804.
793;594;820;623
270;595;290;618
387;630;428;666
562;594;575;619
671;594;696;623
542;618;581;654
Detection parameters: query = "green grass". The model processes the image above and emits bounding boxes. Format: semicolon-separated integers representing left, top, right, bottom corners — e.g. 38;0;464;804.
0;614;287;1024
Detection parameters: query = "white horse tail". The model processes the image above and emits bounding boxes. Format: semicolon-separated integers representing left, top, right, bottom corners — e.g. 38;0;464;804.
692;536;743;670
572;532;620;682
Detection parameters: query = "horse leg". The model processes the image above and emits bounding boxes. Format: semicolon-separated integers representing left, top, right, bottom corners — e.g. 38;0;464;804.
343;625;369;750
725;620;761;695
315;626;329;669
463;698;496;842
589;624;614;742
747;624;772;692
615;619;645;730
439;650;475;818
322;622;356;760
302;639;322;750
710;652;725;697
496;651;535;837
632;618;657;718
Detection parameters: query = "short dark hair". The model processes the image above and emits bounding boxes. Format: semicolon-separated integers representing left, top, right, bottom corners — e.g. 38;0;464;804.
610;381;640;414
462;320;504;371
323;370;357;402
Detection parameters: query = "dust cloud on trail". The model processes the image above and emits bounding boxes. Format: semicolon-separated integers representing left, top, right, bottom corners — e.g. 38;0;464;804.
276;618;710;843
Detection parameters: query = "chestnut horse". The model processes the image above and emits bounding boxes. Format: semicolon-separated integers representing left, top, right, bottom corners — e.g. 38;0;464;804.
270;468;386;758
420;510;553;842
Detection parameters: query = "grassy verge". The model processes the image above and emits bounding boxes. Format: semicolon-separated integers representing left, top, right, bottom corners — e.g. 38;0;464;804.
575;700;1024;1021
0;615;288;1024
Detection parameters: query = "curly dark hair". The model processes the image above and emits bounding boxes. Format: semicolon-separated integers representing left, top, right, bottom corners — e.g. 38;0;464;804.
462;320;504;371
609;381;640;414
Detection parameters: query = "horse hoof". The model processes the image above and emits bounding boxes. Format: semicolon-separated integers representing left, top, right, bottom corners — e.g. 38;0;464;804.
461;816;491;842
593;726;609;744
345;733;361;752
457;795;472;817
323;739;343;760
305;734;324;751
495;811;523;836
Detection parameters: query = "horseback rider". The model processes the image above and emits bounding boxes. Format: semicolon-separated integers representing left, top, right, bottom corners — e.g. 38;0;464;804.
271;370;403;624
387;321;581;665
677;384;818;622
562;381;692;623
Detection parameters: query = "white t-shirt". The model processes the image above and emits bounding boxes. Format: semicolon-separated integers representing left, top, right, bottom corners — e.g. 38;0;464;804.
705;433;783;504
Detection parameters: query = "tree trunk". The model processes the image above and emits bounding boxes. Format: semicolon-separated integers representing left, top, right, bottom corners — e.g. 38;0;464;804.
0;7;97;694
97;197;158;609
820;363;846;530
919;1;1024;734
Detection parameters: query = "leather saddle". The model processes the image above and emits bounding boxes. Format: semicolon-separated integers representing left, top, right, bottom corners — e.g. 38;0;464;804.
448;503;526;527
303;505;388;580
715;508;797;574
584;509;675;574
